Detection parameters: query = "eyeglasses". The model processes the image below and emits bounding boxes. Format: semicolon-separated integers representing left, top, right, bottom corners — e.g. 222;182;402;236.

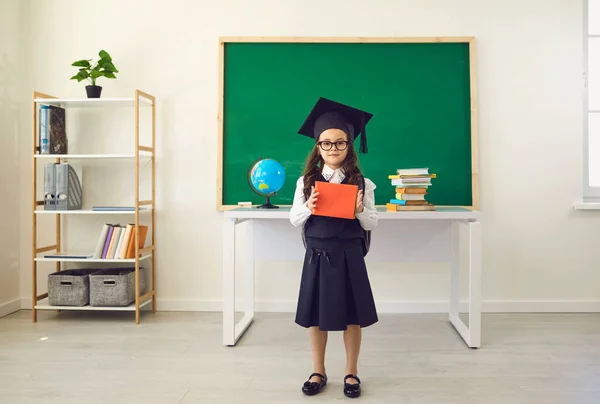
316;141;349;151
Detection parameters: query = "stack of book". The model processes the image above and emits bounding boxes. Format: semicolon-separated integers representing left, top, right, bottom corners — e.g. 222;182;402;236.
93;223;148;259
386;168;436;211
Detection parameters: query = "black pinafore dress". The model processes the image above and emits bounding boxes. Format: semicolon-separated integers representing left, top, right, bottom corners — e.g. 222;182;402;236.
294;174;378;331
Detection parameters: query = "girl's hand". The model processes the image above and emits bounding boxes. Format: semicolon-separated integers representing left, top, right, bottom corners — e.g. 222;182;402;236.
306;186;319;210
356;190;364;213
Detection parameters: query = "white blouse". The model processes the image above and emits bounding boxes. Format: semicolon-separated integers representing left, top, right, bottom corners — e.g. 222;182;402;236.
289;165;379;231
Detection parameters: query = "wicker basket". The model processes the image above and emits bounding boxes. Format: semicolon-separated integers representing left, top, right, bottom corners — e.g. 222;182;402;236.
89;267;146;307
47;268;101;306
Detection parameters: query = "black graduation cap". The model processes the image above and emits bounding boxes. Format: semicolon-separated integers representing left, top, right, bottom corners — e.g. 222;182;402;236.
297;97;374;153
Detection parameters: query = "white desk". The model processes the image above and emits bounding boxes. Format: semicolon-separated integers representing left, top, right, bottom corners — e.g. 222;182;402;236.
222;206;481;348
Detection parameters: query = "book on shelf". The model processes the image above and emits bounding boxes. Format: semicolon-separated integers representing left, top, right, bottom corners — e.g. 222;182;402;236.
92;206;135;211
43;252;93;259
394;193;426;201
387;167;437;211
386;203;436;211
93;223;148;259
395;187;427;194
38;105;68;155
393;167;430;176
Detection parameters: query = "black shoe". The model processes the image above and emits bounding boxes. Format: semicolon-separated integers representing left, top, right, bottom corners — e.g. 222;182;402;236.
302;372;327;396
343;374;361;398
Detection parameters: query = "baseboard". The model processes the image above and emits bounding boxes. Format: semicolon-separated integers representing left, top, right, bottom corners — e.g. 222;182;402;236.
0;298;22;318
20;298;32;310
152;299;600;313
482;300;600;313
19;297;600;313
151;298;222;312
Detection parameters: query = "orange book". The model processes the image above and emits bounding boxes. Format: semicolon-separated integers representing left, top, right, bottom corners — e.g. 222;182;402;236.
396;187;427;194
312;181;358;219
126;225;149;259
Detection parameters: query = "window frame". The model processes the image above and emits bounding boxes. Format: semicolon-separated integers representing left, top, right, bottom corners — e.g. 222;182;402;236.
583;0;600;201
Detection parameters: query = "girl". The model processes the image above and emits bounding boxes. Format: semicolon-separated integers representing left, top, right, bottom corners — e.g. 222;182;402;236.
290;97;379;398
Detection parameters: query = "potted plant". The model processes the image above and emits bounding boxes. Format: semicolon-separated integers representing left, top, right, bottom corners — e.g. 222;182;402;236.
70;50;119;98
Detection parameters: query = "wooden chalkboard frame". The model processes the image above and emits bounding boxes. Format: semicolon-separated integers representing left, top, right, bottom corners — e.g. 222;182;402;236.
217;36;478;211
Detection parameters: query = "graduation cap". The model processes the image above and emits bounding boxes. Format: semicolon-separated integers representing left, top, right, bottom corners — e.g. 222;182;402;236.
298;97;374;153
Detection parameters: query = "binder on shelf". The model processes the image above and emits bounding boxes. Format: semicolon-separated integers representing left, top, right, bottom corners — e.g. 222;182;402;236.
54;163;83;211
38;105;68;154
44;163;56;210
48;105;68;154
39;105;49;154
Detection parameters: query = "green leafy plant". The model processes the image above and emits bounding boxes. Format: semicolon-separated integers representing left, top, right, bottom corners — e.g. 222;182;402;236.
70;50;118;86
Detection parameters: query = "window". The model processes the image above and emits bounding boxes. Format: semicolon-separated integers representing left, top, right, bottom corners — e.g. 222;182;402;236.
584;0;600;199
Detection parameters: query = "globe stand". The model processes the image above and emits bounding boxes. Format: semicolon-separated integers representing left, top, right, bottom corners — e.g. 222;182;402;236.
248;158;286;210
257;196;279;209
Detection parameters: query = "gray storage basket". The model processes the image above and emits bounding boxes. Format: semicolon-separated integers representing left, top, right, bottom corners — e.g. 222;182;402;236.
89;267;146;307
48;268;101;306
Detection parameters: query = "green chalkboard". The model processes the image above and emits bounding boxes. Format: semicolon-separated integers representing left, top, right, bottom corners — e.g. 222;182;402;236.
219;38;477;209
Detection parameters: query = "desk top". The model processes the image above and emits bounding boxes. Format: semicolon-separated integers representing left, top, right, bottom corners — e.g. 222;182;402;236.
223;206;480;221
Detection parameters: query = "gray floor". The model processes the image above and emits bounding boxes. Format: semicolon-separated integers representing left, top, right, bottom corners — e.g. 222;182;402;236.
0;310;600;403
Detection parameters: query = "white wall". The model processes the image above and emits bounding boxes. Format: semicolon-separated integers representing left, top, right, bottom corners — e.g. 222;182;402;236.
17;0;600;313
0;0;23;317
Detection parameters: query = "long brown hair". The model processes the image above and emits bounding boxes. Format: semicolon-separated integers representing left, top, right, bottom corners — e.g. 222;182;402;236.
302;141;363;200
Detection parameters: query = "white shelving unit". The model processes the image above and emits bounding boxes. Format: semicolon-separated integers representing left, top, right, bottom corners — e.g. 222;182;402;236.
31;89;156;324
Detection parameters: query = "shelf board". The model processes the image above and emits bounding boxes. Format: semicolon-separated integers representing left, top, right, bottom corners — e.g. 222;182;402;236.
35;254;153;263
35;207;151;215
35;297;152;312
34;97;153;108
34;153;151;159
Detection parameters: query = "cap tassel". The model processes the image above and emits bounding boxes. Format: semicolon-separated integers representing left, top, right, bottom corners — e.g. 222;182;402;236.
359;116;368;154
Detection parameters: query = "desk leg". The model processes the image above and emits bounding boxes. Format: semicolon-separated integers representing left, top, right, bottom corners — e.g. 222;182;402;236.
223;218;255;346
244;220;255;317
223;218;236;346
468;220;482;348
449;220;481;348
449;221;460;320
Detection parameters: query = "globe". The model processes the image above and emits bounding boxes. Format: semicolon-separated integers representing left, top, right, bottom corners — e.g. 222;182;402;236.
248;158;286;209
